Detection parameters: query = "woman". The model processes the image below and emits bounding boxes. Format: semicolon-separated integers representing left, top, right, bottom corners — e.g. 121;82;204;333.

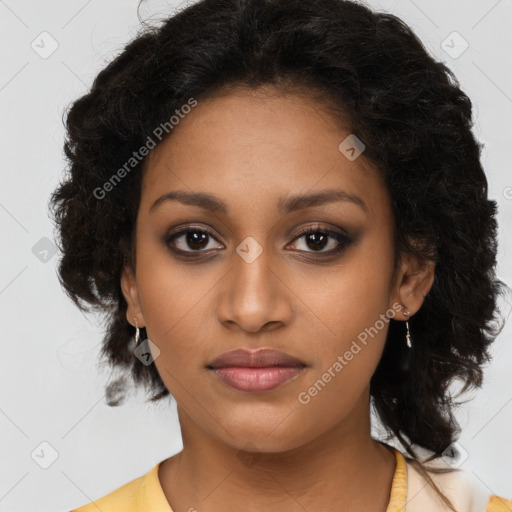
49;0;511;510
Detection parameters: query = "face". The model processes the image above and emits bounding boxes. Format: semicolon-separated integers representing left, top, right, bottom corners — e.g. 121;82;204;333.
121;85;434;453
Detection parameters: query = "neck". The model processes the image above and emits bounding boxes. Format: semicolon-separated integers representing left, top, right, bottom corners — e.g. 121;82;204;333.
159;392;396;512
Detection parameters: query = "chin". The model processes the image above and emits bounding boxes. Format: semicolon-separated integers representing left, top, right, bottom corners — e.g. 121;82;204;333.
216;418;316;455
229;436;305;456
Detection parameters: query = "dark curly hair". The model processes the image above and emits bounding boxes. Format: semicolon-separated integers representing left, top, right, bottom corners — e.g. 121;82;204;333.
49;0;504;508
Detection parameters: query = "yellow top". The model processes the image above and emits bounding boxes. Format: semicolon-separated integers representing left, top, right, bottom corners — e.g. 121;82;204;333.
70;448;511;512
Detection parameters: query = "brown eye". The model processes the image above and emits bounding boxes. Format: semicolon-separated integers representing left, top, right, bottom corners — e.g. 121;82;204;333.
166;228;223;254
164;223;353;261
288;226;352;254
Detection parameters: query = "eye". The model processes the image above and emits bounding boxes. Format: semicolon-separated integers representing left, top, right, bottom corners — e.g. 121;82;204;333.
165;227;224;255
165;223;353;259
287;225;352;254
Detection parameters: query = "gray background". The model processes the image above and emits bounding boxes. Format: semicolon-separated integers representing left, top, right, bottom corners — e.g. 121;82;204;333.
0;0;511;510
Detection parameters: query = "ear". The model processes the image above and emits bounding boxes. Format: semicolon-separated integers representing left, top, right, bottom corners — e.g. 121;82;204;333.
389;251;435;320
120;265;146;327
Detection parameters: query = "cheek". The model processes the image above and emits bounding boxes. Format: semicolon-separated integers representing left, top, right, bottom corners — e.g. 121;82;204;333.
135;235;213;339
125;226;204;408
298;229;395;399
293;310;390;436
308;228;395;345
134;246;225;398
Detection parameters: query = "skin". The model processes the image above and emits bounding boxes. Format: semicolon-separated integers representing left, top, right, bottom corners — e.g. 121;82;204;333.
121;85;435;512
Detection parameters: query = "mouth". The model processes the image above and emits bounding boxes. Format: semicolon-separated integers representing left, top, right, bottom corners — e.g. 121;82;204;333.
206;348;307;392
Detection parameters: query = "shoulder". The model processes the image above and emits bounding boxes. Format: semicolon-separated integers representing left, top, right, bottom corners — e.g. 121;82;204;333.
70;471;148;512
69;461;171;512
403;454;511;512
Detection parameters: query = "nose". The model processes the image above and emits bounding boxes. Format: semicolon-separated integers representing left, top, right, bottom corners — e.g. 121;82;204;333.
216;248;293;334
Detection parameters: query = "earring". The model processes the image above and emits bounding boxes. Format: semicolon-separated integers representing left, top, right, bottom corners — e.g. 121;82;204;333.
402;306;412;348
133;317;141;347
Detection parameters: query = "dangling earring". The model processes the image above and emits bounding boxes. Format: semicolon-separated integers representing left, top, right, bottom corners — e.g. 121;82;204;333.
402;306;412;348
133;317;141;347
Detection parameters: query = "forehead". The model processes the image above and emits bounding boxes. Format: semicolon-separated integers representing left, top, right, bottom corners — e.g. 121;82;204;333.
140;86;389;220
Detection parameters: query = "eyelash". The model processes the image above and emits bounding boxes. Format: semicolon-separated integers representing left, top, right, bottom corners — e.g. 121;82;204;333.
165;224;353;260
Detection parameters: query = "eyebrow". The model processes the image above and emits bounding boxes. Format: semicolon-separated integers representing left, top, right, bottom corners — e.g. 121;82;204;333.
149;188;368;215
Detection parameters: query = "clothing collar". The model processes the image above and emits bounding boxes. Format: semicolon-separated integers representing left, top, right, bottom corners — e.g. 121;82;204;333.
386;448;408;512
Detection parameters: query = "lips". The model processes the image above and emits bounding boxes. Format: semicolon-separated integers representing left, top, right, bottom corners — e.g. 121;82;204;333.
207;348;306;369
207;348;307;392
